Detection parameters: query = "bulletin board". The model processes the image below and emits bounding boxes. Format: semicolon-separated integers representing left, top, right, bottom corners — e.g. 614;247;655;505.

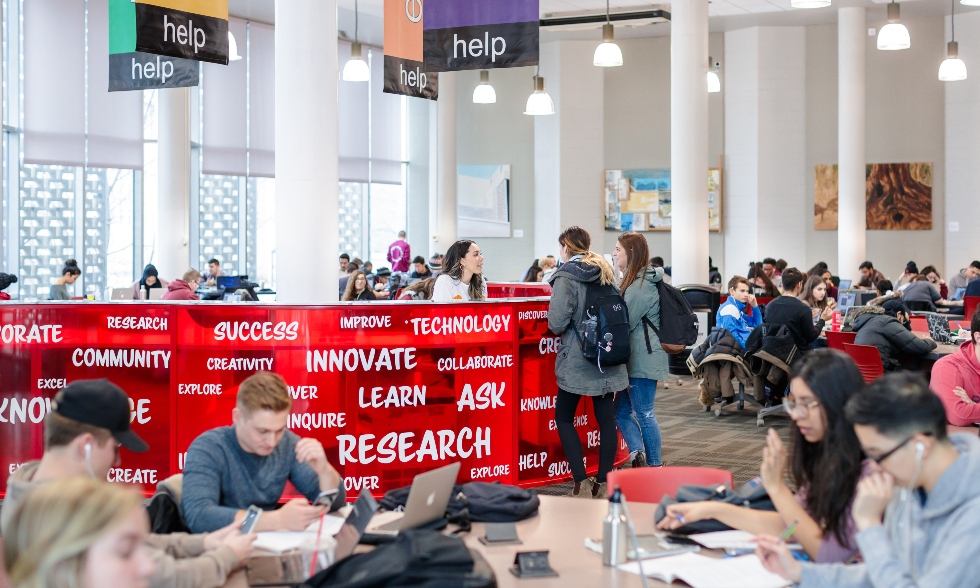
603;168;722;232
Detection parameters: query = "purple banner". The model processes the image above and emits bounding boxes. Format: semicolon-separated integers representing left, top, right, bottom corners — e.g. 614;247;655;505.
422;0;539;30
422;0;538;72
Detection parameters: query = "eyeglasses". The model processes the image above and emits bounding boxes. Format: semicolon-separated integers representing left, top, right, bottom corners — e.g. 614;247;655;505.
869;434;923;465
782;396;820;418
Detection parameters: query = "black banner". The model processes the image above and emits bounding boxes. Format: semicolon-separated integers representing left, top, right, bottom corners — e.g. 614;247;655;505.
109;52;200;91
423;22;538;72
135;3;228;65
383;56;439;101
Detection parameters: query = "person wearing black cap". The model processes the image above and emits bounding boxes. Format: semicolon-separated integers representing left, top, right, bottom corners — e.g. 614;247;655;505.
850;299;937;371
894;261;919;290
0;271;17;300
373;266;392;298
1;379;256;587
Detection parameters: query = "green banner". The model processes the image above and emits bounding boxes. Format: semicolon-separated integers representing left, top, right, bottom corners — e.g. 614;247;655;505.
109;0;199;91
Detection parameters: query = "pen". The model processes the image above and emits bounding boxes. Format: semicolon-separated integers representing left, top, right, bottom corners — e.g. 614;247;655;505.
777;519;799;545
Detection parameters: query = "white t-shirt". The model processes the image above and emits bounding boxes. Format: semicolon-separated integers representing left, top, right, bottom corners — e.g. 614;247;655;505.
432;274;487;302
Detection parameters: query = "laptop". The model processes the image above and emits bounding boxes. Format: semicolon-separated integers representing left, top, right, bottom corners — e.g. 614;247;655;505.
364;462;461;538
951;287;967;302
110;288;132;300
838;279;852;290
333;489;380;561
837;291;857;316
216;275;242;290
148;288;165;300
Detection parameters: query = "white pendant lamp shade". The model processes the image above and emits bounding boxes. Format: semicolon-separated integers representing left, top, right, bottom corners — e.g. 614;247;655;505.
790;0;831;7
524;76;555;116
707;71;721;93
343;42;370;82
473;70;497;104
594;24;623;67
961;0;980;6
877;3;910;50
228;31;243;61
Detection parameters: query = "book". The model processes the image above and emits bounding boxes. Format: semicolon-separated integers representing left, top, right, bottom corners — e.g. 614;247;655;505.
619;552;790;588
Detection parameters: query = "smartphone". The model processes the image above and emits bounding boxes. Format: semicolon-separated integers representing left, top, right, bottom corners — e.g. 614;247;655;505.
663;533;700;547
240;505;262;534
313;488;339;507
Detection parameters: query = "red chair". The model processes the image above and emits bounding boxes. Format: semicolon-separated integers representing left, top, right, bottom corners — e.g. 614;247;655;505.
909;316;929;334
843;343;884;382
607;466;734;504
964;296;980;323
826;330;857;351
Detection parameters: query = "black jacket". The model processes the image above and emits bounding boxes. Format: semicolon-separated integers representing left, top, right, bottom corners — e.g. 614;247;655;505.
762;295;825;351
851;306;937;371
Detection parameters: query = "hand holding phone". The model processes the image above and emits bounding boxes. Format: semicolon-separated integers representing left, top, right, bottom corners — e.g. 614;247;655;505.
240;505;262;534
313;488;339;507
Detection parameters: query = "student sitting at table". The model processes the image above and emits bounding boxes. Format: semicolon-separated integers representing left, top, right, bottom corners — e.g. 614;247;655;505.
341;270;376;301
930;307;980;427
919;265;949;300
850;299;936;372
748;263;780;298
856;261;887;290
799;274;837;318
900;274;946;312
767;269;834;352
755;372;980;588
659;350;872;563
948;260;980;292
182;372;345;533
717;276;762;349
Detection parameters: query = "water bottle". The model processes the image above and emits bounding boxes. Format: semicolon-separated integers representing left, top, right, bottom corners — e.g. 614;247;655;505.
602;487;627;566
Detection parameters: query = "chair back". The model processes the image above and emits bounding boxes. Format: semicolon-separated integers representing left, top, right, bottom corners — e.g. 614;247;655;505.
825;330;856;351
965;296;980;325
909;316;929;333
905;300;935;313
606;466;734;504
843;343;884;382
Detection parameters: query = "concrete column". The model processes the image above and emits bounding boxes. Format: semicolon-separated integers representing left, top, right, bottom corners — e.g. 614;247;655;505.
406;97;430;260
275;0;338;302
670;0;710;286
838;7;866;281
157;87;191;281
430;72;457;256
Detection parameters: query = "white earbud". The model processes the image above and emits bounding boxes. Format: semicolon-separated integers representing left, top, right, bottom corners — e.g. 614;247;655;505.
84;442;91;461
915;442;925;460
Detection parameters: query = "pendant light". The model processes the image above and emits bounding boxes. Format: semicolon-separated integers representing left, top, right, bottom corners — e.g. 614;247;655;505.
961;0;980;7
707;57;721;93
473;70;497;104
593;0;623;67
524;75;555;116
791;0;831;7
940;0;967;80
343;0;370;82
877;1;911;51
228;32;243;61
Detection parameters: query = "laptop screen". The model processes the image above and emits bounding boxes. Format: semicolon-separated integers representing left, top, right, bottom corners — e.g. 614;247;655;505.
216;276;241;290
333;489;379;561
952;287;967;301
838;279;852;290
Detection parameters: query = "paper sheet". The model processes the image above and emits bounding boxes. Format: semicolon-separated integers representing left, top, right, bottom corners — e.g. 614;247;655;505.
302;514;347;536
253;532;317;554
619;553;790;588
689;530;758;550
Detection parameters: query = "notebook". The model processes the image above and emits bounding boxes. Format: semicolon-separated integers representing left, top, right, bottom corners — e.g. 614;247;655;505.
618;552;790;588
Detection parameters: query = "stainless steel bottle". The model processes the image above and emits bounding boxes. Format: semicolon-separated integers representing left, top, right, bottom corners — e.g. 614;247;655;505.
602;487;627;566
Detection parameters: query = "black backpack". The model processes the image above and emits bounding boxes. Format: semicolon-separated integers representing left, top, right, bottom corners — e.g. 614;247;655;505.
573;282;631;367
642;281;699;354
653;477;776;534
380;482;540;528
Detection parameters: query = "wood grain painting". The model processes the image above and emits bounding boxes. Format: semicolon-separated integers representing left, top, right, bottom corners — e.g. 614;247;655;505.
813;163;932;230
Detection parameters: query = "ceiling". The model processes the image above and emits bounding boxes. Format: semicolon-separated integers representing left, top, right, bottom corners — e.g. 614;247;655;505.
228;0;978;37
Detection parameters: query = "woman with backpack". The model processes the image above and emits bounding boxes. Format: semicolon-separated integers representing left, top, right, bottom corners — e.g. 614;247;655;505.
547;226;627;499
611;231;667;468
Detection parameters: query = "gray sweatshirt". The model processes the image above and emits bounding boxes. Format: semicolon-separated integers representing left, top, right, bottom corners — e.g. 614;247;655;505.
799;433;980;588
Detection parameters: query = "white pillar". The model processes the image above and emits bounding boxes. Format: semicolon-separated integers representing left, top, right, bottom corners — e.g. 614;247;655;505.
275;0;338;302
838;7;866;281
430;72;457;256
670;0;710;286
157;87;191;281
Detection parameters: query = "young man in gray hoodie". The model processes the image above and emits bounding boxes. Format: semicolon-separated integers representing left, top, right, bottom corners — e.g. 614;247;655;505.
755;372;980;587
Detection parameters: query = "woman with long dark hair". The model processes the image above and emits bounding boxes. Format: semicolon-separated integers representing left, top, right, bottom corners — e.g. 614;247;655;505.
658;349;871;563
748;263;780;298
547;226;625;498
611;231;666;468
431;240;486;302
799;274;837;322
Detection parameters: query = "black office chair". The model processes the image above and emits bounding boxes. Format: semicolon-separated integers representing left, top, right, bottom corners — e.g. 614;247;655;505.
905;300;937;313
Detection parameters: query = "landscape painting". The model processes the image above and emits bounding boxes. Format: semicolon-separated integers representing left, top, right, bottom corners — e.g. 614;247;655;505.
813;163;932;230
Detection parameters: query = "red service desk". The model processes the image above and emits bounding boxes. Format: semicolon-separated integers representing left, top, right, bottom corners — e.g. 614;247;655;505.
0;300;626;498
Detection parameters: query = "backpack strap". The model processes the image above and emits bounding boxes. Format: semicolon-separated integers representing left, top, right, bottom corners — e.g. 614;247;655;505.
641;316;660;354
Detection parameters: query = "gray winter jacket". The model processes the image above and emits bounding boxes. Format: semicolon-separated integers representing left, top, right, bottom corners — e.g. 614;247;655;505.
799;433;980;588
623;267;669;382
547;260;629;396
851;306;937;371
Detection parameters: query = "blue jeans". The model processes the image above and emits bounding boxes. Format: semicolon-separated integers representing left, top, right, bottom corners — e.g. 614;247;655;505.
615;378;663;466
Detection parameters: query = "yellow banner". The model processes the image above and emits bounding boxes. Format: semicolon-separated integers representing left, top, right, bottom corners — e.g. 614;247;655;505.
137;0;227;20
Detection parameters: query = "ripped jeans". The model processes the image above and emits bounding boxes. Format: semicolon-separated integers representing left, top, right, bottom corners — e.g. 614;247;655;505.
614;378;663;466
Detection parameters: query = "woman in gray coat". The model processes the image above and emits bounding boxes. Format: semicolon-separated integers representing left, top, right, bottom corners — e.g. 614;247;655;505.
612;231;668;468
547;226;627;499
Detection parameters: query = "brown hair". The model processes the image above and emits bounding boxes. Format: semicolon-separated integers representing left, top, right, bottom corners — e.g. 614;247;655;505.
727;276;750;292
44;411;113;450
747;264;780;297
182;269;202;283
237;372;291;415
558;226;616;287
342;270;369;301
617;231;650;294
800;275;831;310
443;240;486;301
402;277;436;300
920;265;941;281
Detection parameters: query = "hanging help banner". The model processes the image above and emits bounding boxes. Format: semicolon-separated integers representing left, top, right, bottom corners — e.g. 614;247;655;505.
422;0;539;72
108;0;200;91
384;0;438;100
133;0;230;65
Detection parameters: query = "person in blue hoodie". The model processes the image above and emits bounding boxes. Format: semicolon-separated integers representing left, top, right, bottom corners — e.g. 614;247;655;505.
755;372;980;588
717;275;762;348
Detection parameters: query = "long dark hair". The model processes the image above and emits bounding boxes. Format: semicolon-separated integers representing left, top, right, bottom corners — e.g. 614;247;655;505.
799;275;830;310
788;349;866;549
747;264;779;297
443;240;485;300
617;231;649;293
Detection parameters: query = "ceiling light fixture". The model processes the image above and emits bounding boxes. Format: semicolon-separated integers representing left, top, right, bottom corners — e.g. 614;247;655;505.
790;0;831;8
707;57;721;93
877;1;911;50
960;0;980;7
940;0;967;80
594;0;623;67
342;0;370;82
473;70;497;103
524;75;555;116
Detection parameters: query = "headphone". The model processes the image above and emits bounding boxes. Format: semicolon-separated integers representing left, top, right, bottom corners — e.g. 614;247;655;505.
84;442;91;461
915;442;925;458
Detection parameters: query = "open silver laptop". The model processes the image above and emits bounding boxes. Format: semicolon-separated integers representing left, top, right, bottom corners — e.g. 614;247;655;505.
365;462;460;537
110;288;132;300
148;288;165;300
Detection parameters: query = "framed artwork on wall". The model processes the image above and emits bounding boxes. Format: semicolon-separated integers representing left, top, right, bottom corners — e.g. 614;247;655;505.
604;168;722;232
